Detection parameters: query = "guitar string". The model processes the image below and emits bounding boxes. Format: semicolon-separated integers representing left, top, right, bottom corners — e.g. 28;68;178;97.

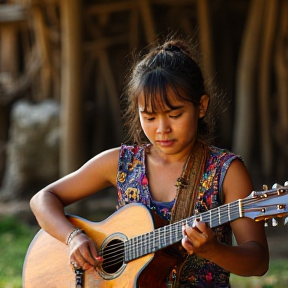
103;190;287;268
99;199;254;269
100;198;258;268
100;191;287;269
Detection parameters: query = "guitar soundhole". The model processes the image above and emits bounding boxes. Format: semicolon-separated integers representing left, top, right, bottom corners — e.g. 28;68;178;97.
102;239;124;274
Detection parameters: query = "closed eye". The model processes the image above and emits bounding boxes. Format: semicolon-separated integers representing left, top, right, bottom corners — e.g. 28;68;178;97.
169;113;182;119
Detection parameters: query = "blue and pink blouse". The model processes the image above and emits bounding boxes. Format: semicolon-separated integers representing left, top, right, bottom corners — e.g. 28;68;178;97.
116;144;240;287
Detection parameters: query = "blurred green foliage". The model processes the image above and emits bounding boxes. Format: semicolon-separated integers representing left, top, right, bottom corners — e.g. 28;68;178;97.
0;216;37;288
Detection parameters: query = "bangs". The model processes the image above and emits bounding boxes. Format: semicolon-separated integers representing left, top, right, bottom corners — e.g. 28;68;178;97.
139;70;189;113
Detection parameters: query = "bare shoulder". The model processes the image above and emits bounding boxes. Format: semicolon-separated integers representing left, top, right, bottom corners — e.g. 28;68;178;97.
80;147;121;185
222;158;254;204
86;147;120;166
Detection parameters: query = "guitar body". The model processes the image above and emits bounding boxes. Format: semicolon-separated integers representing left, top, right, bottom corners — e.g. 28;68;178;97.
23;203;182;288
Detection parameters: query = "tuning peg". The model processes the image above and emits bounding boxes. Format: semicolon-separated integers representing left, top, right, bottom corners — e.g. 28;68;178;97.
272;218;278;227
284;217;288;226
264;221;269;227
284;181;288;187
272;183;281;189
263;184;268;190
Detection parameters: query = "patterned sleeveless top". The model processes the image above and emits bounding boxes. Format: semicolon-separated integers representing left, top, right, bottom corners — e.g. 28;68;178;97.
116;144;240;288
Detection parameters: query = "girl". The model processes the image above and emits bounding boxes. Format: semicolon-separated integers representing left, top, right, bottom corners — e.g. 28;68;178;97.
30;37;269;287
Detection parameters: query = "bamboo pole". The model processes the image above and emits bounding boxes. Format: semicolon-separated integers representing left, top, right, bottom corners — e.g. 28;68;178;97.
232;0;265;167
196;0;214;83
275;1;288;157
97;48;123;142
60;0;84;175
258;0;278;177
138;0;156;44
32;5;52;100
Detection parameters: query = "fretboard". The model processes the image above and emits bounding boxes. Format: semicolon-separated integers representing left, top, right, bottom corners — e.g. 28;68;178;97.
124;199;242;262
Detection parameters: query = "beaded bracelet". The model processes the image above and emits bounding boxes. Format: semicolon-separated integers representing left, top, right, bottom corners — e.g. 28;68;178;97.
66;228;83;245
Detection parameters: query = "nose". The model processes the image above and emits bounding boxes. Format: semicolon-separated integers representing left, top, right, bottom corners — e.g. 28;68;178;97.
156;117;171;134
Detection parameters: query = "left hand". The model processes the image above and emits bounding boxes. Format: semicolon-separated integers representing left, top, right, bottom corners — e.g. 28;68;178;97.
181;219;217;257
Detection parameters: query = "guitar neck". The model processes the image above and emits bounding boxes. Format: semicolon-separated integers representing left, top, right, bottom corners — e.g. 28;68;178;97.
124;199;242;262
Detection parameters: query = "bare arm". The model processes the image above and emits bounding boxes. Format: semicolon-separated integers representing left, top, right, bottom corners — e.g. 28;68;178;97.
182;159;269;276
30;147;120;270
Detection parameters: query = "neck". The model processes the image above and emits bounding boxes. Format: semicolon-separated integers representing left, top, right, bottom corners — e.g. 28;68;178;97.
149;140;198;165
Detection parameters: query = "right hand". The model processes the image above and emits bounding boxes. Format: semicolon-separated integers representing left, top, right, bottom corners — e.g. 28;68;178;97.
69;233;103;271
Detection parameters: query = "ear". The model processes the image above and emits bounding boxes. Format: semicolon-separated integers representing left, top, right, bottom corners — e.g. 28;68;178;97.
199;94;209;118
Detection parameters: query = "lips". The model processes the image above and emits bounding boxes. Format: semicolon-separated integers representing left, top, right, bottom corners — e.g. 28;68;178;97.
156;140;175;146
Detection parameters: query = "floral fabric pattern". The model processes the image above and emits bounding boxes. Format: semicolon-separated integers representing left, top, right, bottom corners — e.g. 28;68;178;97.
116;144;240;287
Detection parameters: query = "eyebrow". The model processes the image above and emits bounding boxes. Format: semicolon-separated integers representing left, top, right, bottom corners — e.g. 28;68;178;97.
139;105;185;115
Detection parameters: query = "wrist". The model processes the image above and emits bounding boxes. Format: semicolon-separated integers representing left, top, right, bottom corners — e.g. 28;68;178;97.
66;228;83;245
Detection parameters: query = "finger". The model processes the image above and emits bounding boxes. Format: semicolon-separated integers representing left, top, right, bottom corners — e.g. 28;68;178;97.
88;241;103;264
192;219;207;231
181;235;194;255
77;243;98;267
73;246;91;269
77;241;104;270
185;225;208;248
87;242;103;268
70;260;81;270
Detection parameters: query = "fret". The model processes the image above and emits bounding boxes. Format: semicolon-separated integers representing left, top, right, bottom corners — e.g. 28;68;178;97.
159;227;164;248
176;222;182;242
224;204;228;224
154;229;159;251
140;234;144;256
129;240;133;261
218;206;221;224
171;224;176;243
228;203;231;221
136;236;140;258
128;238;133;261
133;236;137;259
158;228;162;248
163;226;167;247
124;239;132;262
146;233;150;254
138;235;142;257
202;211;209;224
144;233;147;255
238;199;243;218
134;236;139;259
150;230;156;252
147;231;152;254
125;198;243;263
209;210;212;227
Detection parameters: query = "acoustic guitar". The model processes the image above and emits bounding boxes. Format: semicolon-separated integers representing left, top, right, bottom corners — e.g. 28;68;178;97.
23;186;288;288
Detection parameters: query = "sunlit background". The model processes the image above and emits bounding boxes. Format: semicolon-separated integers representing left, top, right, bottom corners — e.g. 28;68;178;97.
0;0;287;287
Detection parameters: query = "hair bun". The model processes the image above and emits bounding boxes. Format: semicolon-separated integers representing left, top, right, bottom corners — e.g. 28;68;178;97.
162;40;191;56
164;43;181;52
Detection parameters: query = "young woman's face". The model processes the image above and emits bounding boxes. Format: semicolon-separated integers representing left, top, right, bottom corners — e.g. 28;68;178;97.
138;88;208;157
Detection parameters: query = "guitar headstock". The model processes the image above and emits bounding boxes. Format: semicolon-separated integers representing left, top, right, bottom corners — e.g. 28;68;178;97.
243;182;288;224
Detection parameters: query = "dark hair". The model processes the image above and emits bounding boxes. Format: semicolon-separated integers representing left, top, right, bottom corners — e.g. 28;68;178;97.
122;37;213;144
